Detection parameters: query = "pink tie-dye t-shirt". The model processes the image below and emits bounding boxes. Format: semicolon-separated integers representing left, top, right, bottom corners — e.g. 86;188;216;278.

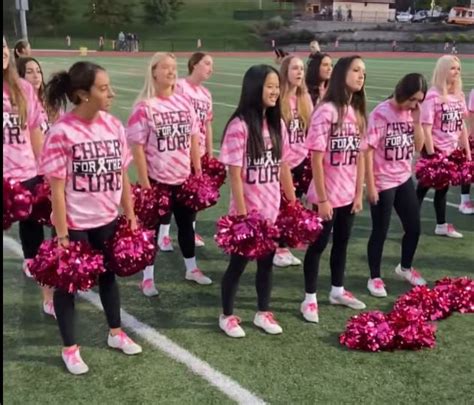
363;99;415;192
126;93;200;185
468;89;474;137
40;111;132;230
306;103;361;208
285;95;311;169
219;118;290;223
175;78;213;157
3;78;46;182
421;87;467;155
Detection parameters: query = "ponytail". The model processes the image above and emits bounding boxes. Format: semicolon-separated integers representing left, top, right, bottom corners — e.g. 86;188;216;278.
45;71;71;114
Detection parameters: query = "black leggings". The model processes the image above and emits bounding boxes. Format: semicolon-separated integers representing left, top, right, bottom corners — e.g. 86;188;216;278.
18;176;45;259
53;219;120;347
416;184;449;225
221;252;275;316
291;158;307;199
151;180;195;258
461;184;471;195
367;178;420;279
303;203;354;293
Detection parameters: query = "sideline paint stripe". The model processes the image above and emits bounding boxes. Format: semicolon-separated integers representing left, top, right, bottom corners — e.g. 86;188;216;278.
2;235;266;405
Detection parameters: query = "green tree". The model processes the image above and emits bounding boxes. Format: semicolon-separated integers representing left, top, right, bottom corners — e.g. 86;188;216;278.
141;0;183;25
84;0;134;27
29;0;70;27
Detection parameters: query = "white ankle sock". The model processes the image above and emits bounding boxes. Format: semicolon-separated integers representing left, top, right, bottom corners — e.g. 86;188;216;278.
330;286;344;297
461;194;471;204
143;265;154;281
184;257;197;272
158;224;171;241
304;293;317;303
436;223;447;229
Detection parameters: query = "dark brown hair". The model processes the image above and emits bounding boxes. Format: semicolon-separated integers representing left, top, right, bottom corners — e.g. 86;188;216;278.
188;52;207;75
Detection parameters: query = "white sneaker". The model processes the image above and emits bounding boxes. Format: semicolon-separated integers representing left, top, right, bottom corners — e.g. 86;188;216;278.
434;224;463;239
458;201;474;215
158;236;174;252
329;290;366;310
185;268;212;285
140;279;159;297
194;233;205;247
288;251;302;266
43;300;56;318
300;301;319;323
62;346;89;375
395;264;427;286
22;259;33;278
273;248;293;268
219;315;246;338
253;312;283;335
367;278;388;297
107;331;142;355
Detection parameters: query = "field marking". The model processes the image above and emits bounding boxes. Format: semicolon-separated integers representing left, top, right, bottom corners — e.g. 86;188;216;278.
2;235;266;405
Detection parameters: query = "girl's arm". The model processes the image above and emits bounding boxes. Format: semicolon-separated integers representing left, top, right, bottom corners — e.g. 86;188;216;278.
120;171;138;230
312;151;332;221
206;121;213;157
411;103;424;152
49;177;69;247
191;134;202;175
352;153;365;214
365;148;378;205
280;162;296;204
131;144;151;188
422;124;435;155
228;165;247;215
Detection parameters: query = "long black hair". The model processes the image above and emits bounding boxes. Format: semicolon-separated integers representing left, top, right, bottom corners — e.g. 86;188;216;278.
44;61;105;113
323;55;367;134
305;52;331;106
392;73;428;103
222;64;282;161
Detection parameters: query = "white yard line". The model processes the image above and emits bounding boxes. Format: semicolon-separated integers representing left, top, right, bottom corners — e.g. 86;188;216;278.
3;235;266;405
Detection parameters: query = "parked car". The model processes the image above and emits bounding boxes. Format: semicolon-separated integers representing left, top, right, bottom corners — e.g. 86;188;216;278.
413;10;428;22
396;12;413;22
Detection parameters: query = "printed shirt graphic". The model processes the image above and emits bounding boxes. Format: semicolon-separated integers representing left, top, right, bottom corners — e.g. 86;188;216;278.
40;111;132;230
421;87;467;155
305;103;361;208
175;78;213;157
126;93;199;185
363;99;414;192
219;118;290;223
3;78;46;182
285;95;310;168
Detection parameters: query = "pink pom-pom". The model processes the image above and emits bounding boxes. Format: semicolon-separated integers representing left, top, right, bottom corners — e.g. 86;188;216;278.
387;307;437;350
30;180;52;226
393;285;451;322
448;149;474;186
415;152;456;190
434;277;474;314
3;177;33;230
275;201;323;247
292;155;312;196
201;154;226;189
176;174;220;212
214;211;280;260
29;239;106;293
106;216;157;277
132;183;171;230
339;311;395;352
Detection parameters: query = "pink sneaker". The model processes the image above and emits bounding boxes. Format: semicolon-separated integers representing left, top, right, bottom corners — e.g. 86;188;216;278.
185;268;212;285
253;311;283;334
22;259;33;278
43;300;56;318
219;315;246;338
107;331;142;355
367;278;388;297
62;346;89;375
158;236;174;252
435;224;463;239
329;290;366;310
459;201;474;215
140;279;159;297
195;233;205;247
300;301;319;323
395;265;426;286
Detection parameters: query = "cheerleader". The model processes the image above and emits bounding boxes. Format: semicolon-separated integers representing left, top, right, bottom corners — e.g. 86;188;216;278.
2;37;53;317
13;38;31;62
219;64;296;338
157;52;214;250
274;55;313;267
365;73;428;298
417;55;472;233
41;61;142;375
127;52;212;298
458;88;474;214
305;53;332;106
302;56;367;323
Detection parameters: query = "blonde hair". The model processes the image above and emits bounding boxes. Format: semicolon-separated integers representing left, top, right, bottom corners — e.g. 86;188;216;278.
135;52;176;104
432;55;463;99
279;56;312;132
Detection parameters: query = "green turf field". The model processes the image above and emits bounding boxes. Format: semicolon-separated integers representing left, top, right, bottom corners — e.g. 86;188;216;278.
3;56;474;404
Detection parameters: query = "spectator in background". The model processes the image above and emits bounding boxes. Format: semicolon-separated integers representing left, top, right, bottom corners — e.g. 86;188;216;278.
118;31;125;51
335;38;340;49
392;40;397;52
14;39;31;62
347;6;353;21
451;40;457;54
444;41;449;51
99;35;105;52
65;35;71;49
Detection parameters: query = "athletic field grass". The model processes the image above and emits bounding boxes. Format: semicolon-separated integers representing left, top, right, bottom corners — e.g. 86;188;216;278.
3;55;474;404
